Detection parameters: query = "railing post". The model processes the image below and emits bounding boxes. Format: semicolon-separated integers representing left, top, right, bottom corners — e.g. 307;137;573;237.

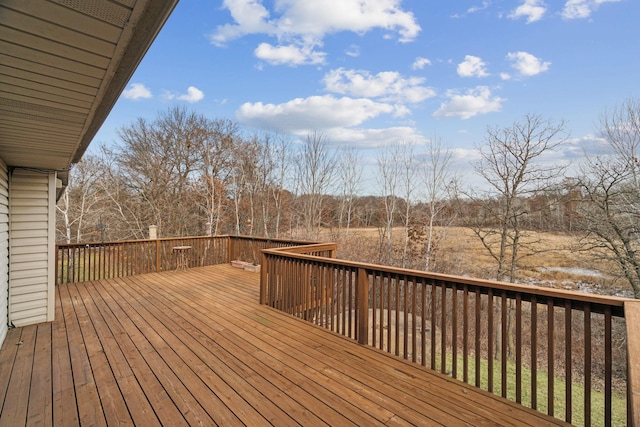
625;301;640;427
155;239;160;272
357;267;369;345
54;245;59;286
228;236;234;263
260;252;267;305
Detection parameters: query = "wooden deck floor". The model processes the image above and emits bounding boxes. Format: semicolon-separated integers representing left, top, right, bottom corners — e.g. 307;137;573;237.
0;265;568;426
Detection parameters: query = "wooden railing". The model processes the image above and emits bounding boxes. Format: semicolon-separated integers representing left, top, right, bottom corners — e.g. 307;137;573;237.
261;245;636;426
56;235;317;285
55;234;638;424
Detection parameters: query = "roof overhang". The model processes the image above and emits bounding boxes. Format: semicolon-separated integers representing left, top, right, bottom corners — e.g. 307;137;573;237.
0;0;179;182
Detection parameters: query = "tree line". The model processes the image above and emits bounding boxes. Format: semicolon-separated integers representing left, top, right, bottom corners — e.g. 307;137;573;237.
56;100;640;297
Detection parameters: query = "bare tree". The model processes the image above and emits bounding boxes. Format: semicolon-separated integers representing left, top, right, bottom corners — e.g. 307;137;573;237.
420;135;456;271
377;144;402;264
96;147;149;240
398;144;416;268
336;146;362;237
466;114;567;282
294;131;337;236
198;119;236;235
56;156;105;243
228;138;252;235
463;114;567;360
269;133;292;237
115;106;207;237
577;98;640;297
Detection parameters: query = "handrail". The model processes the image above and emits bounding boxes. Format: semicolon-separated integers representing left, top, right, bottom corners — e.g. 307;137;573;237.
55;235;318;285
261;243;634;426
261;248;627;315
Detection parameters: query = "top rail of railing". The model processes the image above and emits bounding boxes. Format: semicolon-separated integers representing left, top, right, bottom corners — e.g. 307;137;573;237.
261;246;627;315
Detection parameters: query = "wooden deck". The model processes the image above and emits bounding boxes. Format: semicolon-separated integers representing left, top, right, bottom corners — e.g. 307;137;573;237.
0;265;568;426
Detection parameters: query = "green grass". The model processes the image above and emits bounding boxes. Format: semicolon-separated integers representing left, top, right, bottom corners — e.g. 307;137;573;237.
432;353;626;426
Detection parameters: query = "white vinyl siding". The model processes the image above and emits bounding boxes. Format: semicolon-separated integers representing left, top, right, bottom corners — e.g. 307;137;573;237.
9;170;55;326
0;159;8;346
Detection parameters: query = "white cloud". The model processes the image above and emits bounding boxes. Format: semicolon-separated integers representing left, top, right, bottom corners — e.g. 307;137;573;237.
561;134;609;158
500;72;512;80
210;0;421;65
509;0;547;23
345;44;360;57
177;86;205;103
122;83;152;100
433;86;505;120
255;42;326;66
457;55;489;78
467;1;491;14
236;94;408;133
323;127;426;147
323;68;435;103
209;0;274;47
412;57;432;70
507;51;550;76
562;0;620;19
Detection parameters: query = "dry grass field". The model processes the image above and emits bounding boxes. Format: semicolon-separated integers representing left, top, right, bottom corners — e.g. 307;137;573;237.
307;226;629;297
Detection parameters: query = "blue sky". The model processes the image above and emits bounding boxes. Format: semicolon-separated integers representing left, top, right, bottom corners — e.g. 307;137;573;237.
93;0;639;186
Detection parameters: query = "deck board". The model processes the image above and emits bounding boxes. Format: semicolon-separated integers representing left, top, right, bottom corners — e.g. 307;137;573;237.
0;264;569;426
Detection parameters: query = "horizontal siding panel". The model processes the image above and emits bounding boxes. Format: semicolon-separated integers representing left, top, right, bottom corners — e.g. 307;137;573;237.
9;199;48;208
9;245;46;255
6;275;46;288
11;221;48;231
7;193;48;204
11;179;48;192
11;259;48;271
11;234;47;244
10;289;47;302
10;182;48;191
9;176;48;186
10;268;47;281
11;299;46;312
9;237;48;247
11;311;47;327
11;203;49;216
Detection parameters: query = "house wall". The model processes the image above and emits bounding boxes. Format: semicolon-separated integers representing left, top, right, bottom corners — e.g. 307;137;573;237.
0;159;8;347
9;169;56;327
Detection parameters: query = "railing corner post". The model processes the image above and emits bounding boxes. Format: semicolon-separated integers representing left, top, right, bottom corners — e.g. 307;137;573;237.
260;251;267;305
357;267;369;345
